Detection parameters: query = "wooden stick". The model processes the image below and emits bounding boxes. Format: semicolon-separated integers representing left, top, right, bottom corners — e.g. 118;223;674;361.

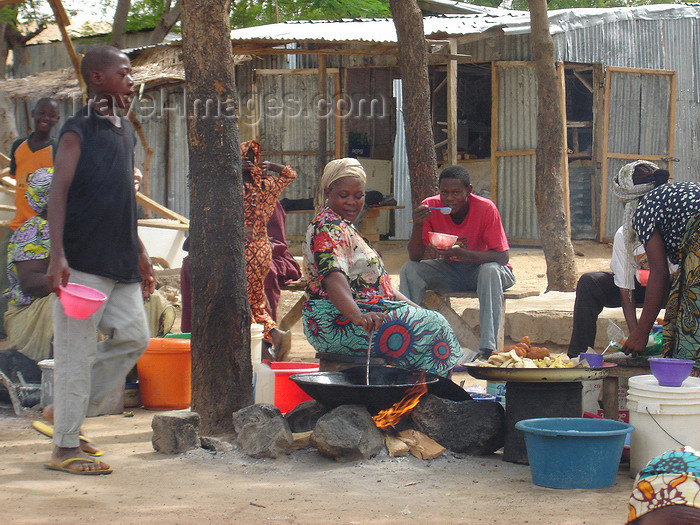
136;192;189;225
129;109;154;218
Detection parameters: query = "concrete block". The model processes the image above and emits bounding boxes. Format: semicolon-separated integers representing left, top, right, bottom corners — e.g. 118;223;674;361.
152;411;200;454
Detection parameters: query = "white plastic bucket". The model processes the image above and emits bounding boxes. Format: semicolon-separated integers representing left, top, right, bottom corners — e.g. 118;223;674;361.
38;359;54;408
250;324;264;364
627;374;700;475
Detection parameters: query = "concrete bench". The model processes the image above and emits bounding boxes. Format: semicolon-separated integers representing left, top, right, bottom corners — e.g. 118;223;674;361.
422;289;539;351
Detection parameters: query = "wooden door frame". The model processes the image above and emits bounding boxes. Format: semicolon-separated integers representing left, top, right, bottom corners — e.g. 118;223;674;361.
599;66;677;242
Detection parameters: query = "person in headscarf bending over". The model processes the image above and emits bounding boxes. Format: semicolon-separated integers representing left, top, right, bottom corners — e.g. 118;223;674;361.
616;160;700;375
301;158;462;378
567;163;671;358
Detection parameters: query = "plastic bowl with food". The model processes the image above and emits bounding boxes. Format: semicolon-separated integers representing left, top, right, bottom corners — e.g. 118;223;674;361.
429;232;458;250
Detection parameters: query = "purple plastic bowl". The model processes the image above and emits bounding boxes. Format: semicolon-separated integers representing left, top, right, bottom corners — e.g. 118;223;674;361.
648;357;695;387
579;353;604;367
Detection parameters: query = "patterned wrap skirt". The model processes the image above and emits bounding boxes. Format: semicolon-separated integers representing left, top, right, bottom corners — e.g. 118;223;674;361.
302;298;462;378
662;213;700;373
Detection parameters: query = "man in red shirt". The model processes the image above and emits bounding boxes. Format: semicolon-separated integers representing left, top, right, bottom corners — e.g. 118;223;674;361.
400;165;515;359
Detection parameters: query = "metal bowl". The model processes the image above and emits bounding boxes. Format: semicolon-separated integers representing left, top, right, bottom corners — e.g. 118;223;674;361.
290;365;441;414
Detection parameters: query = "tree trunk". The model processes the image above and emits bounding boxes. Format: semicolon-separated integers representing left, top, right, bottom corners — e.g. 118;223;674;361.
149;0;182;45
388;0;438;207
0;22;7;80
181;0;252;434
111;0;131;49
528;0;577;292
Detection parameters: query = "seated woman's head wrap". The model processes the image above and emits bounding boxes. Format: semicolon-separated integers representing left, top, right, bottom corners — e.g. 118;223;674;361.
26;167;53;214
317;158;367;207
627;446;700;523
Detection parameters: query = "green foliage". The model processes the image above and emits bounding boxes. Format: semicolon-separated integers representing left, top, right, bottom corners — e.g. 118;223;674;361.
126;0;170;32
1;1;52;28
230;0;391;29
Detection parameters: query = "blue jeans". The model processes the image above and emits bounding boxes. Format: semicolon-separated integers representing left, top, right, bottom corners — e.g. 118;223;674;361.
399;259;515;351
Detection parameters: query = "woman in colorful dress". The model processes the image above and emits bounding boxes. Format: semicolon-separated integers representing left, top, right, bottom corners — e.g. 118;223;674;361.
627;446;700;524
301;158;462;378
241;141;297;359
617;161;700;373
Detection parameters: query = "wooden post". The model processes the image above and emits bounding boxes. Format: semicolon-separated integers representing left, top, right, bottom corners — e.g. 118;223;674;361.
490;62;499;205
128;110;154;218
47;0;86;99
317;54;328;180
557;62;571;237
334;69;342;159
447;38;458;166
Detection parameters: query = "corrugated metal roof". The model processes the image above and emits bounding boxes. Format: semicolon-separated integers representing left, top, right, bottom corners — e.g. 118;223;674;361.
226;14;526;44
223;5;700;45
127;5;700;55
418;0;514;16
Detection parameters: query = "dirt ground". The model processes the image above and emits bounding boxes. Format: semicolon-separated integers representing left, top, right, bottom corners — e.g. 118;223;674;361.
1;240;637;525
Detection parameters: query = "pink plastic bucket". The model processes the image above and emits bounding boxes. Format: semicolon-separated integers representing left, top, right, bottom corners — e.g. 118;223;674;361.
58;283;107;320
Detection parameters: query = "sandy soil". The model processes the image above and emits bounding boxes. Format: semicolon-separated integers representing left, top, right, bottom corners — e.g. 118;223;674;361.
1;240;637;525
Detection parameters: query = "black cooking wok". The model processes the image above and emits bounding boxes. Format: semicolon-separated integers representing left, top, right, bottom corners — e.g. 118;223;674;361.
290;365;469;414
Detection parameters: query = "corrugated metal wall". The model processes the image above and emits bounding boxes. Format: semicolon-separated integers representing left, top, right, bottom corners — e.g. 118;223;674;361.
496;64;539;241
250;69;336;238
602;70;673;239
12;32;157;78
393;79;412;240
553;17;700;185
463;17;700;241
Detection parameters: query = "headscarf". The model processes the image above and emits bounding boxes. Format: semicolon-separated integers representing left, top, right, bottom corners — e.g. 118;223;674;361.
25;167;53;214
612;160;659;269
627;446;700;523
317;158;367;208
240;140;263;179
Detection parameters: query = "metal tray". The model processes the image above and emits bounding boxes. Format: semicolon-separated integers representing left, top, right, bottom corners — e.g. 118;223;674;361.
465;362;615;382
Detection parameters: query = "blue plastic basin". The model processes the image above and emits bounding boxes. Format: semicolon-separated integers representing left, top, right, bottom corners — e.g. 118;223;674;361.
515;417;634;489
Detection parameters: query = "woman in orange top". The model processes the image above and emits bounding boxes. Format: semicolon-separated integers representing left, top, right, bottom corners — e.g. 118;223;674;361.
242;141;297;359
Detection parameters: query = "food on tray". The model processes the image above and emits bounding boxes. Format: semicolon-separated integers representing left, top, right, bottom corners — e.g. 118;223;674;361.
471;336;576;369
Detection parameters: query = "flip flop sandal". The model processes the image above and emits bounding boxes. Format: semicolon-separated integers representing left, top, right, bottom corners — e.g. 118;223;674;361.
32;421;104;457
44;457;112;476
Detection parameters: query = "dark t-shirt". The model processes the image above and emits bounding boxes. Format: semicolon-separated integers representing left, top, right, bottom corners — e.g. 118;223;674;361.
59;106;141;282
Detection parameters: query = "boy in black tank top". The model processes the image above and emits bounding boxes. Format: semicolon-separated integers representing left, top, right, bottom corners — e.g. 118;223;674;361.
44;46;154;475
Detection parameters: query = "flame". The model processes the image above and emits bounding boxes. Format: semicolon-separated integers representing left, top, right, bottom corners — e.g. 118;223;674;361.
372;378;428;430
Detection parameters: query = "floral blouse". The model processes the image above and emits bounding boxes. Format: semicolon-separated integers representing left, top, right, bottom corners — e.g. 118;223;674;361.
4;216;50;306
302;206;394;301
633;182;700;264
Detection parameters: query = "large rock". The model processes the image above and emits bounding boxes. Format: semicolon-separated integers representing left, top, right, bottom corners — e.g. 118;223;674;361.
232;404;293;458
310;405;384;462
284;400;330;433
152;411;201;454
411;394;505;455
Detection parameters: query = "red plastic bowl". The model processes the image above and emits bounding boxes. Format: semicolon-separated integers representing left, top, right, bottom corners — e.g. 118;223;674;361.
58;283;107;320
429;232;458;250
636;269;650;286
648;357;695;387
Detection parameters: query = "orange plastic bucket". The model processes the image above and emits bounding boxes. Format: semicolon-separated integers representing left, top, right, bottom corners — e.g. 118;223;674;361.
137;338;191;410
